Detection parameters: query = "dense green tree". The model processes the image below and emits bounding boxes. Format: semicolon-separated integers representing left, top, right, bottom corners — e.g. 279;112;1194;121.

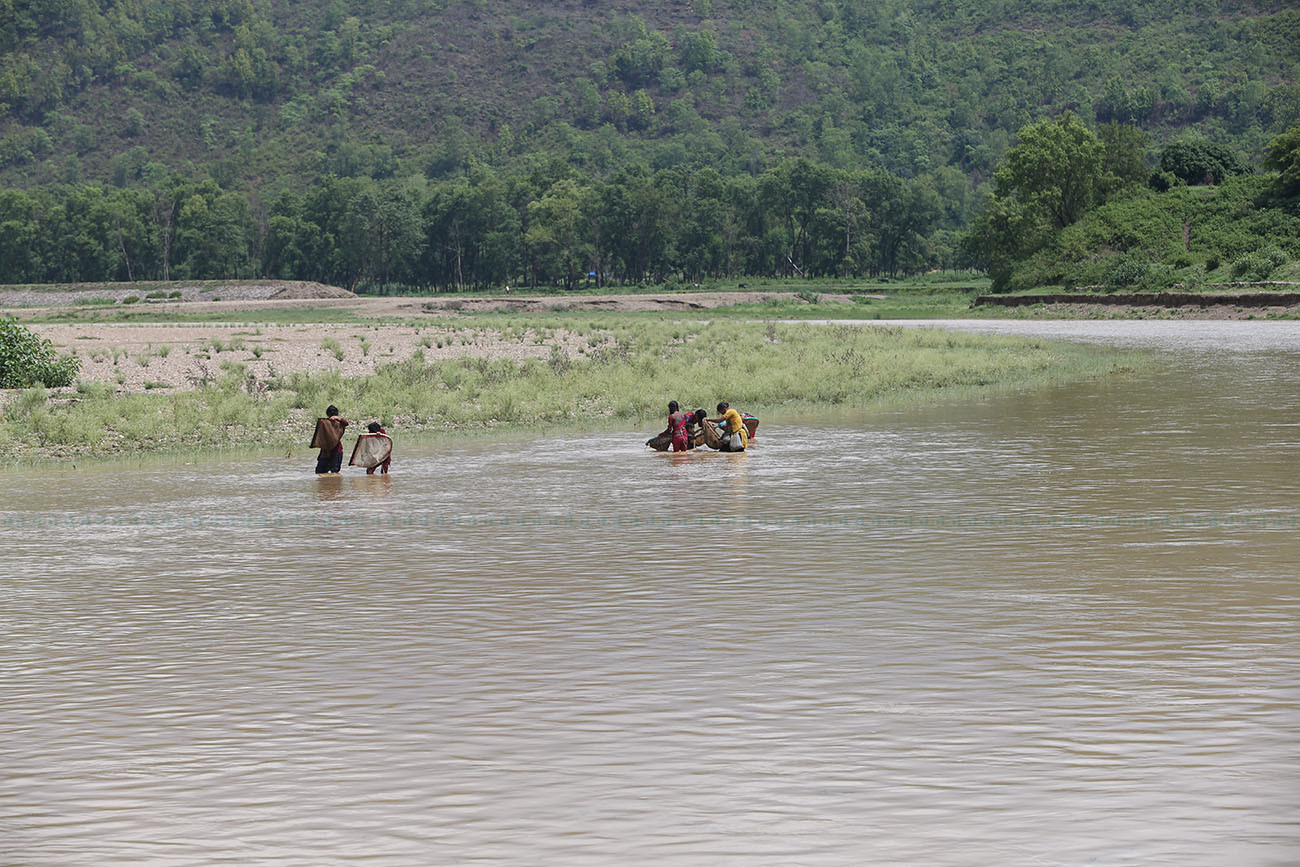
819;173;872;275
612;27;671;88
629;89;655;131
965;113;1118;290
993;112;1105;231
758;158;834;276
525;179;590;290
862;171;943;277
1159;139;1252;185
263;209;324;280
1264;125;1300;198
961;195;1046;291
1098;123;1151;191
356;185;424;289
0;189;40;281
597;165;675;282
574;79;602;128
678;28;718;74
173;181;252;279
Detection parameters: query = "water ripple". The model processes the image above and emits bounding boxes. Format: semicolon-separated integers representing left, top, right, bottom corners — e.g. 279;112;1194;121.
3;323;1300;865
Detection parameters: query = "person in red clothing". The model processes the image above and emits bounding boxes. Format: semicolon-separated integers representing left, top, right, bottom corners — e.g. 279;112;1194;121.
655;401;698;452
311;404;349;474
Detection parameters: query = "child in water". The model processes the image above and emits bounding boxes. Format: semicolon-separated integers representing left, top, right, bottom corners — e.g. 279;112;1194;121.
363;421;392;475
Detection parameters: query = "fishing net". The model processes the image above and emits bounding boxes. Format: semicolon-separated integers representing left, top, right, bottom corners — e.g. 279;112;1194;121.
646;432;672;451
697;419;724;449
349;433;393;468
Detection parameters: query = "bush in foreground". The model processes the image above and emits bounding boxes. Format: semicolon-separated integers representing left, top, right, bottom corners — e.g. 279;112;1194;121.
0;316;81;388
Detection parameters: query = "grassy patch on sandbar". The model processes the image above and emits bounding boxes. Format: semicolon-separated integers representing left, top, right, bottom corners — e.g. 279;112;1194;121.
0;318;1136;464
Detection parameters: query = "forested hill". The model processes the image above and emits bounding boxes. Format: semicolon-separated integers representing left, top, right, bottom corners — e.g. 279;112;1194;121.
3;0;1296;194
0;1;1296;290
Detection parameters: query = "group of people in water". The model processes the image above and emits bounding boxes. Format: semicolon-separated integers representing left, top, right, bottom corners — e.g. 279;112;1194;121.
653;400;752;452
311;405;392;475
312;397;753;475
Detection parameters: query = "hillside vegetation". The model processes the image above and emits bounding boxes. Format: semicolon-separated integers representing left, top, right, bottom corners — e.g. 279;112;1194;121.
0;1;1296;289
963;112;1300;292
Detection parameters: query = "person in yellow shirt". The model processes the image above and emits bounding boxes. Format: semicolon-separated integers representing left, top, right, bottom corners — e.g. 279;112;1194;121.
707;401;748;452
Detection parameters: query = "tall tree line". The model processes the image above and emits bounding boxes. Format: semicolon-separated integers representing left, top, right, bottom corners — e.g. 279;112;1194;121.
0;158;945;288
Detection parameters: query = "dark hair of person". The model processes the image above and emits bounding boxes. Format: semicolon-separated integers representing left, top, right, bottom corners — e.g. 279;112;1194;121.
367;421;382;433
717;401;729;412
668;400;679;413
326;405;339;417
693;409;707;424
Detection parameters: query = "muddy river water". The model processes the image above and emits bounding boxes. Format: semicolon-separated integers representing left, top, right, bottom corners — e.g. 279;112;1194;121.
3;321;1298;866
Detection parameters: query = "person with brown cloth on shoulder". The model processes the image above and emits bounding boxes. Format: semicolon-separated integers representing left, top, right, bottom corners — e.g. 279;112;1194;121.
310;404;349;474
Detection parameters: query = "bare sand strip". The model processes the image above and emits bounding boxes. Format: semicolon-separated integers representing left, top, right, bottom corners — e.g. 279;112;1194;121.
0;280;354;307
1;282;865;318
416;291;860;313
7;289;873;397
30;321;597;395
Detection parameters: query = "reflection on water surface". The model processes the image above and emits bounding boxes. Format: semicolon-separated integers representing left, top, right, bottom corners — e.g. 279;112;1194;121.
3;321;1299;865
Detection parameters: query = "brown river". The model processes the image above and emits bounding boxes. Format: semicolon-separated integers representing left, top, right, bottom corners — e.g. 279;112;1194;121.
3;321;1298;866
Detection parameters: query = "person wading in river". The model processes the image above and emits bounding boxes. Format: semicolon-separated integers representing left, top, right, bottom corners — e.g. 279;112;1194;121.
350;421;393;475
655;400;698;452
310;405;349;474
706;401;748;452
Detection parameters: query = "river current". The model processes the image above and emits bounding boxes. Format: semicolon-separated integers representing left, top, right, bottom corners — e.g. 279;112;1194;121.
2;321;1297;866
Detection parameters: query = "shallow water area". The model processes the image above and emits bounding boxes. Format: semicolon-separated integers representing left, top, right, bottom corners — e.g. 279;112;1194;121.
3;321;1299;866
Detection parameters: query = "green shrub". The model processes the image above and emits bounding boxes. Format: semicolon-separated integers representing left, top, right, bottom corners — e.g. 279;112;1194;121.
321;336;345;361
145;290;167;299
1260;245;1288;269
1145;263;1178;289
122;295;140;304
1007;176;1300;290
1159;139;1252;186
169;290;183;299
0;316;82;388
1148;170;1179;192
1106;259;1149;288
1231;254;1275;280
